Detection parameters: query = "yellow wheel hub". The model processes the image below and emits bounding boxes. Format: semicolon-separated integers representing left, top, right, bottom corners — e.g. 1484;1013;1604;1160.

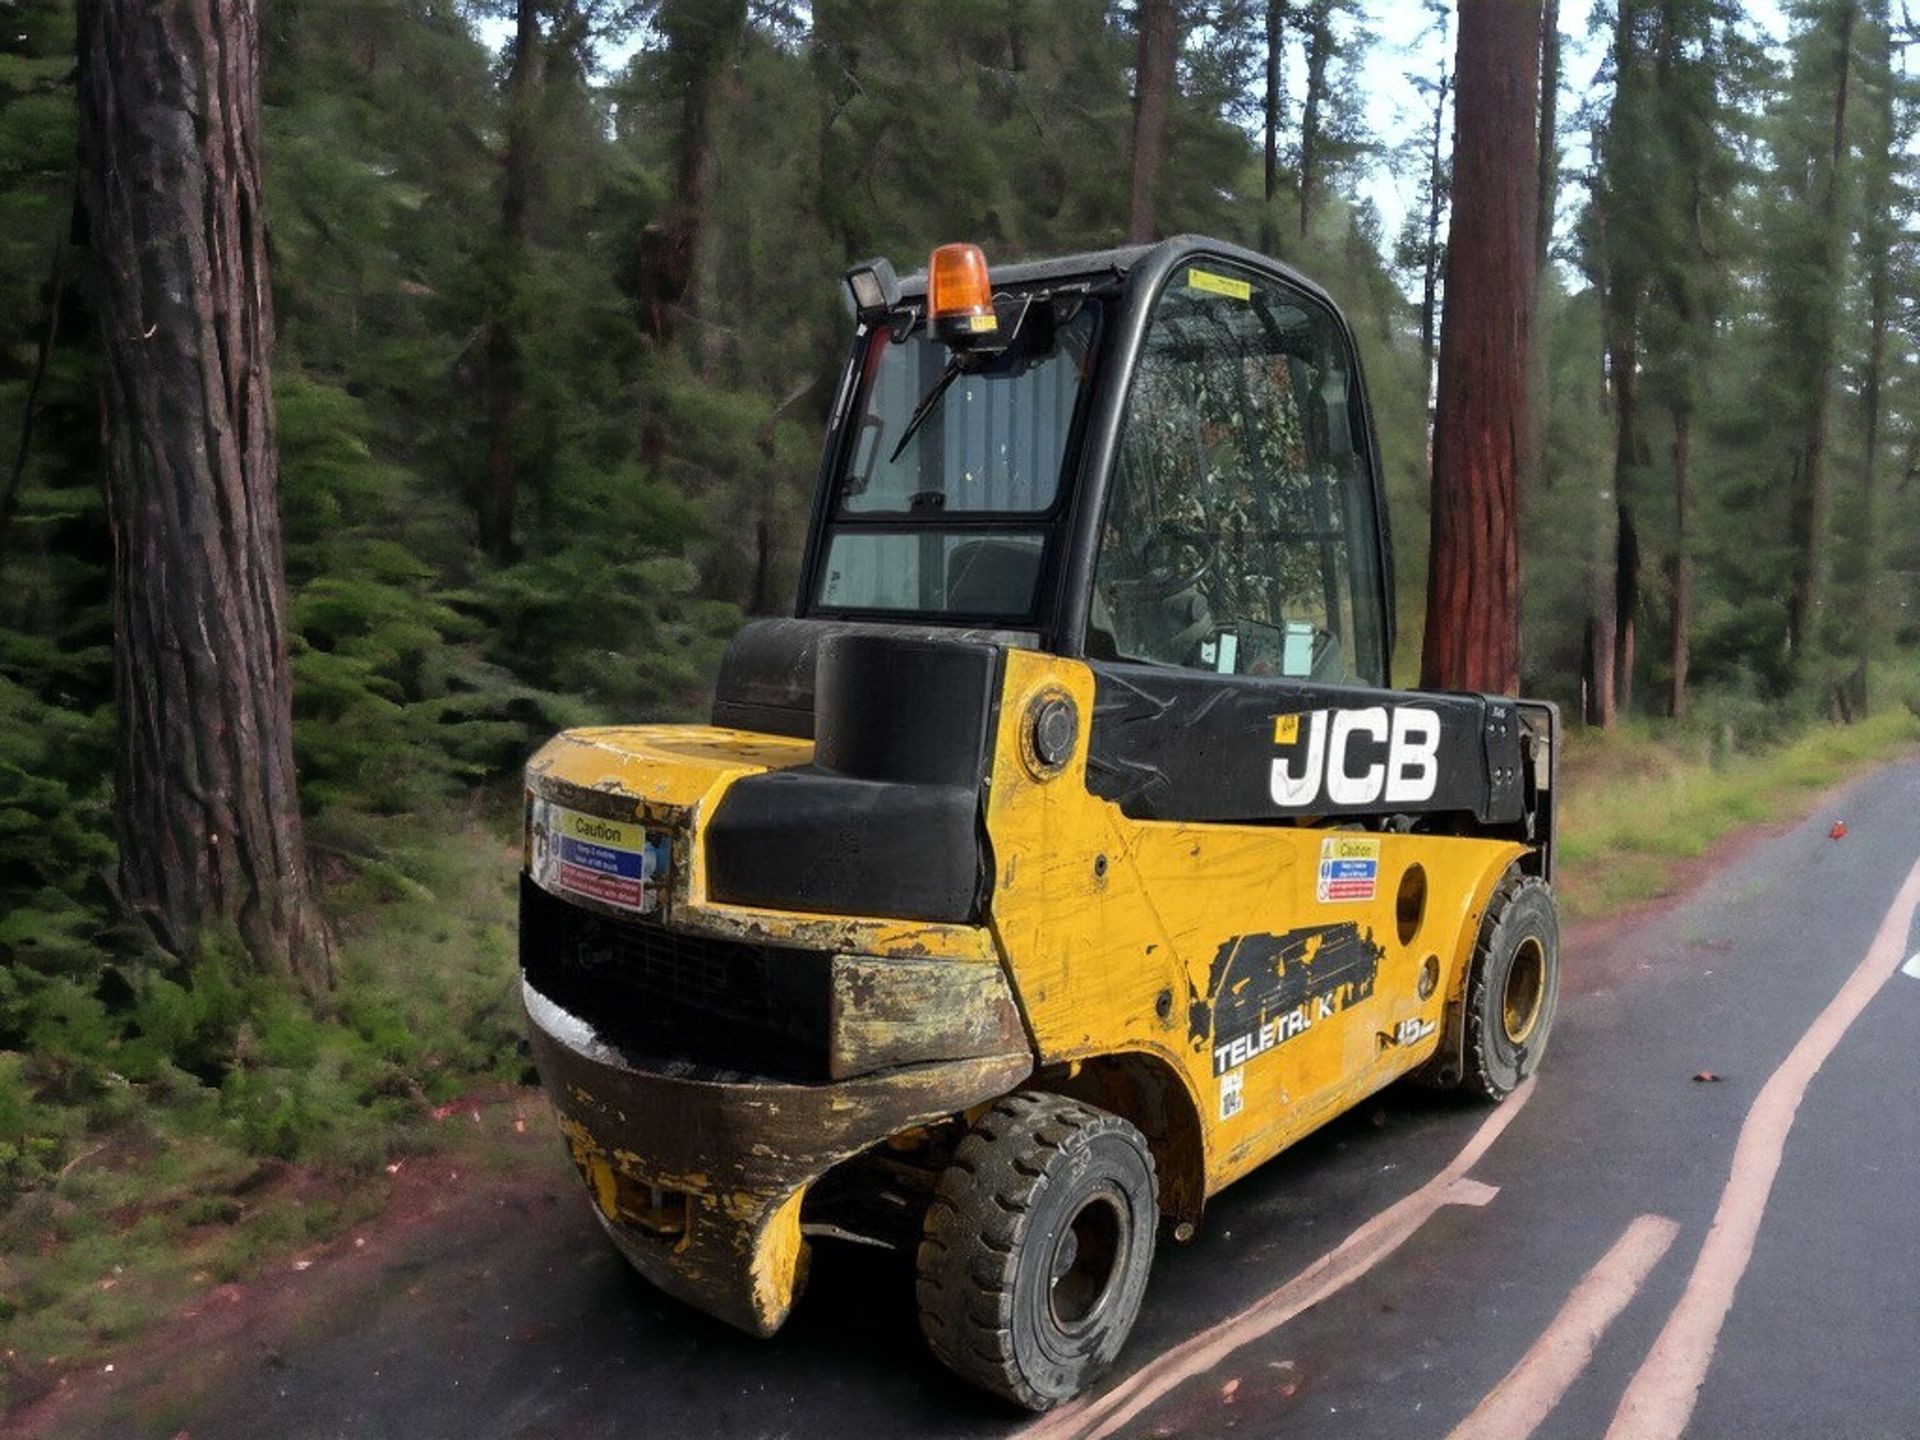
1502;937;1546;1046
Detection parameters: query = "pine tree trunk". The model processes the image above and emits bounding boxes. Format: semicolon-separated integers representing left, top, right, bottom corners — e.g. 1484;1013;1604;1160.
1857;188;1887;708
641;0;747;349
1520;0;1557;505
1603;0;1642;718
1669;402;1692;719
480;0;541;559
1605;312;1635;718
1851;4;1891;704
1421;0;1541;696
1585;182;1618;727
1589;0;1651;721
1261;0;1286;253
1615;498;1639;713
1128;0;1177;242
1586;610;1617;726
1535;0;1559;275
77;0;330;988
1788;0;1856;656
1298;0;1332;240
1418;46;1449;466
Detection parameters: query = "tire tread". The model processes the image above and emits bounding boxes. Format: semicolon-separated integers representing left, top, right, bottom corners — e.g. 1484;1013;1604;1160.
1463;872;1556;1100
914;1092;1156;1411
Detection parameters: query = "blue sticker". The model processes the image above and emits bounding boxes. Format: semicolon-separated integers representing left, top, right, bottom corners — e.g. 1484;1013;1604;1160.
558;835;647;880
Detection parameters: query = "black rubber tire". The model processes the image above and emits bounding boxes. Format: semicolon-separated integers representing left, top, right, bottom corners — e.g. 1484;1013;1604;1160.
1463;872;1561;1100
916;1091;1158;1411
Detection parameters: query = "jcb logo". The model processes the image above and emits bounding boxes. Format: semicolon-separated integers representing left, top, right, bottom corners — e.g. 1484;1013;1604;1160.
1269;706;1442;809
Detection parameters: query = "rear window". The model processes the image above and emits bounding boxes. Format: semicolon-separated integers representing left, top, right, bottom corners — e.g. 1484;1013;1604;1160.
816;529;1047;615
814;299;1099;620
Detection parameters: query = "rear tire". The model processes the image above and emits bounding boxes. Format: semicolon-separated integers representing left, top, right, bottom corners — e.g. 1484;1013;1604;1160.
1463;872;1560;1100
916;1092;1158;1411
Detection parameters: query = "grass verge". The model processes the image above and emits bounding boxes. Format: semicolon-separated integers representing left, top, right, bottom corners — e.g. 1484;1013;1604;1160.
1556;705;1920;920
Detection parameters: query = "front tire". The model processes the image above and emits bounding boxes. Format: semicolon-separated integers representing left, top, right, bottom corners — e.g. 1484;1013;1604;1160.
1463;872;1561;1099
916;1092;1158;1411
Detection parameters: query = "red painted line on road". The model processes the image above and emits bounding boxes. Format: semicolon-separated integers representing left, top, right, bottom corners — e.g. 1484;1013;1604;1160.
1445;1214;1680;1440
1604;854;1920;1440
1020;1078;1536;1440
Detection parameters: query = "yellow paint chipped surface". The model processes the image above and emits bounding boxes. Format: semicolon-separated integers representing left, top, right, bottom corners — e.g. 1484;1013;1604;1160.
529;646;1533;1302
983;650;1524;1194
525;723;994;962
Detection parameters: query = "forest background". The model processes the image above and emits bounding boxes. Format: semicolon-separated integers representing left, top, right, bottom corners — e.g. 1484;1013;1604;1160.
2;0;1917;1398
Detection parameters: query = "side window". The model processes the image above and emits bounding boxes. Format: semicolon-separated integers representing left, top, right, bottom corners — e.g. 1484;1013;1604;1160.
1088;262;1386;686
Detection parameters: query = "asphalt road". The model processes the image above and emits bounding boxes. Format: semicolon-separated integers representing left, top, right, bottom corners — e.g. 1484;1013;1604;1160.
36;760;1920;1440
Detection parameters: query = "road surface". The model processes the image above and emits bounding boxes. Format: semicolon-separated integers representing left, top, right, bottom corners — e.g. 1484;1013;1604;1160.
29;759;1920;1440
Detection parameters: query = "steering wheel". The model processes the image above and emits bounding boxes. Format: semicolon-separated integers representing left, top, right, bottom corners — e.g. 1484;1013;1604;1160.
1107;526;1215;607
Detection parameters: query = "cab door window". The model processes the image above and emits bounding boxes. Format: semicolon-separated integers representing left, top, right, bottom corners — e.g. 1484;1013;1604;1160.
1089;262;1387;686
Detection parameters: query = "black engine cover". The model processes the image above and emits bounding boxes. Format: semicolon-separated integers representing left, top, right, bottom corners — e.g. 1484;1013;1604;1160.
1085;660;1527;827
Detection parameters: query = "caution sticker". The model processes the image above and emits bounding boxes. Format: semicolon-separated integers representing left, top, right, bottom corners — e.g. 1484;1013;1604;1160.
1316;835;1380;904
1186;267;1252;301
530;798;670;914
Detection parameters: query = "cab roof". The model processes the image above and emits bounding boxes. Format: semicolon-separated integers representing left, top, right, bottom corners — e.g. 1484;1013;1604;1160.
893;242;1152;298
891;235;1343;320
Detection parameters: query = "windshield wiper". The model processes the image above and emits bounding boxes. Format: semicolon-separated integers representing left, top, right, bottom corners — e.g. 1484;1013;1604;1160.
887;356;962;465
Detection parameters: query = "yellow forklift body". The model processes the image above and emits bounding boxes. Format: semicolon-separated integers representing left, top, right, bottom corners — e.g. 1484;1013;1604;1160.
524;723;1027;1334
521;651;1525;1335
518;236;1557;1397
983;651;1524;1195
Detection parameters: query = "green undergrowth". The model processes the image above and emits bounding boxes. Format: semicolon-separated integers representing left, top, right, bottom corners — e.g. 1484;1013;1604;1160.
0;802;526;1407
1556;700;1920;919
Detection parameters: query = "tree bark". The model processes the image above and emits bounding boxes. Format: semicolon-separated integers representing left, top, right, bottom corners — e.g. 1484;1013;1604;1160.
1421;0;1541;696
1851;3;1891;703
1520;0;1557;510
1861;240;1886;573
1788;0;1856;656
1261;0;1287;252
479;0;542;560
638;0;747;349
1615;497;1639;712
1591;0;1642;725
76;0;330;987
1585;610;1617;726
1298;0;1332;240
1668;402;1692;718
1127;0;1177;242
1418;43;1449;456
1535;0;1559;276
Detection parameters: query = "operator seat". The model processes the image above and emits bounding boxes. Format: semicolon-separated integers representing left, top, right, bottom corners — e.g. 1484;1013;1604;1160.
944;537;1043;616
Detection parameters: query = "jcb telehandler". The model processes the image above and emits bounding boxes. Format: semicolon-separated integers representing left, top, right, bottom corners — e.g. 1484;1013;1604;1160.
519;236;1559;1410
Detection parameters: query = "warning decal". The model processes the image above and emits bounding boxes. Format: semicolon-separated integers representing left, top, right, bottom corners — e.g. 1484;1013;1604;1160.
1186;267;1252;301
530;799;670;915
1316;835;1380;904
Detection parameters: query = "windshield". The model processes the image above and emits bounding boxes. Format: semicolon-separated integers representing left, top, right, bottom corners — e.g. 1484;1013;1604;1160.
813;299;1100;619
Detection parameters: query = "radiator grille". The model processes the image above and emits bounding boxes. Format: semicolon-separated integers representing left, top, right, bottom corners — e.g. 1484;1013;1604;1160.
519;875;832;1081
